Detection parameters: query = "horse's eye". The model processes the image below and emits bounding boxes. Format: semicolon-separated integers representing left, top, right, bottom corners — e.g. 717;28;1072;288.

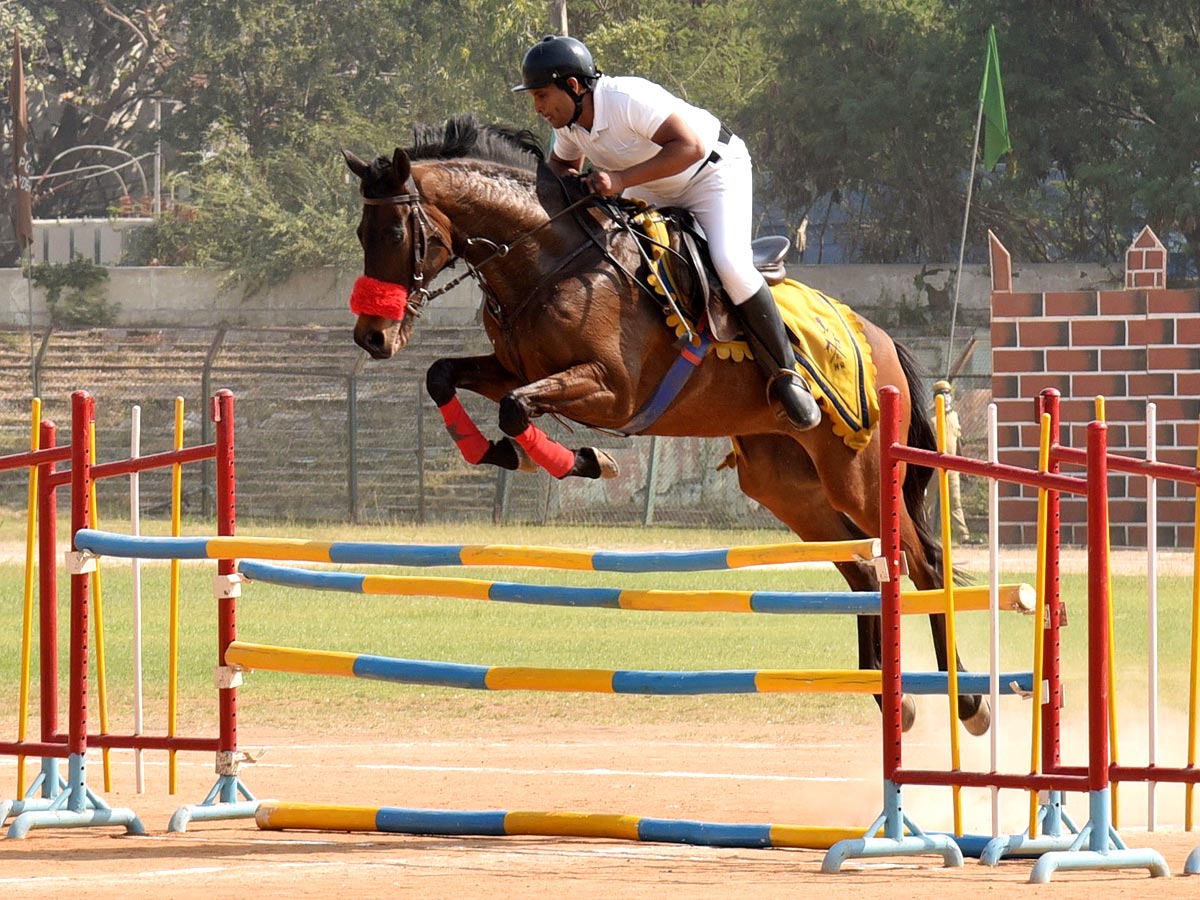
389;225;406;243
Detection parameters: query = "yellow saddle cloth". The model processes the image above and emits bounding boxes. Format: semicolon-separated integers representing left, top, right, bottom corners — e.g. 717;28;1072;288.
668;279;878;451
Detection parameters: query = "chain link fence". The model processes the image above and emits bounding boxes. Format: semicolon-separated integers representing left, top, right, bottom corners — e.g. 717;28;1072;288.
0;323;989;530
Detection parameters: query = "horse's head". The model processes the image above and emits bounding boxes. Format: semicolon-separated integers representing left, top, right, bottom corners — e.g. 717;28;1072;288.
343;147;454;358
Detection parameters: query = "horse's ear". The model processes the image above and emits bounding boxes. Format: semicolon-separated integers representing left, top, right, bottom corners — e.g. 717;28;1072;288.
342;149;370;180
391;148;412;184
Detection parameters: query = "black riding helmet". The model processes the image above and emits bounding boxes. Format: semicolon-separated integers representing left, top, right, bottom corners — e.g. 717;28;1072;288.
513;36;601;127
512;36;600;92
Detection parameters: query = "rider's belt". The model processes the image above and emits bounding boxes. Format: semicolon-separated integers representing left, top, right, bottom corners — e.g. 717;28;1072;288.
704;122;735;166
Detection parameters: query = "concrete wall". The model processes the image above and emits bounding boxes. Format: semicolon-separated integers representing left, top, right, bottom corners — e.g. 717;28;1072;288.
0;261;1122;330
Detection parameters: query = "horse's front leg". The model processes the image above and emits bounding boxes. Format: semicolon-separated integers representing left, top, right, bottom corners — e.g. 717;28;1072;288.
498;362;621;480
426;354;535;472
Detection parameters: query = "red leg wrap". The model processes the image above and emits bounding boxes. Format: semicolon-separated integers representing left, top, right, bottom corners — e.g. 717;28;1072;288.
437;397;491;465
513;425;575;478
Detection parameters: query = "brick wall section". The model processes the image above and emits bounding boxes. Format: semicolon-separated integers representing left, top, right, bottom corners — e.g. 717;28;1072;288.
990;228;1200;547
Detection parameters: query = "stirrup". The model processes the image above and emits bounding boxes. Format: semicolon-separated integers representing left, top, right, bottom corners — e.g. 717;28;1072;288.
767;371;821;431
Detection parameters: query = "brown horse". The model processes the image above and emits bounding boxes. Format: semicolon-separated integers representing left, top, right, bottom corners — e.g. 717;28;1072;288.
342;117;988;735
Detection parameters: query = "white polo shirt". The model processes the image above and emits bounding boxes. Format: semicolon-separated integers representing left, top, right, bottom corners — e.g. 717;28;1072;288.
550;75;722;202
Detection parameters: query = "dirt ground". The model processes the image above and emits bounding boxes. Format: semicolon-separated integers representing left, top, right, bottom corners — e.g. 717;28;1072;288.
3;715;1200;899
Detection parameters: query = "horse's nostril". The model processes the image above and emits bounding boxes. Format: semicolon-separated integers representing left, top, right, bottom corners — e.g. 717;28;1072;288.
367;331;384;349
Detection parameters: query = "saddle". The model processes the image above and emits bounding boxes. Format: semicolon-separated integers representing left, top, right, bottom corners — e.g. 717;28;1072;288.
628;206;789;342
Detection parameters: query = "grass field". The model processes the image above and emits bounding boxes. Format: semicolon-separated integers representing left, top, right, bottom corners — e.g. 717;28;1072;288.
1;516;1197;742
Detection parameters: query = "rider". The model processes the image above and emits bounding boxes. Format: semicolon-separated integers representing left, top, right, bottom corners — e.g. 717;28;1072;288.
513;35;821;431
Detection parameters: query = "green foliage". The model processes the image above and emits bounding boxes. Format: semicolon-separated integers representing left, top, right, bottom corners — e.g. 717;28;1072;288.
16;0;1200;280
28;256;121;326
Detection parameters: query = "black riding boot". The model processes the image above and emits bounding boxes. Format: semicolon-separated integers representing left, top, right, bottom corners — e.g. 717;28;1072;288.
734;284;821;431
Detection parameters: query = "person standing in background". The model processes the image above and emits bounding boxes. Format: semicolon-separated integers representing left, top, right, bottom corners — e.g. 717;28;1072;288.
932;380;971;545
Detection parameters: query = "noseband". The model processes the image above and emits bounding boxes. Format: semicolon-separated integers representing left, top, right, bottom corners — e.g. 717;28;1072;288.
360;179;443;317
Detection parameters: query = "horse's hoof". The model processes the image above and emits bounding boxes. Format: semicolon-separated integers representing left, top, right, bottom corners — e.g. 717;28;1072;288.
901;694;917;732
962;698;991;736
593;448;620;479
504;438;539;474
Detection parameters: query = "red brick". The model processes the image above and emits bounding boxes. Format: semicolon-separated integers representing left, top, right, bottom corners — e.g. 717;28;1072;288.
1157;498;1195;520
1059;501;1088;523
996;424;1023;447
1094;398;1146;421
1148;346;1200;371
993;347;1045;373
1145;250;1166;270
1146;290;1200;315
994;397;1034;423
1100;347;1146;370
1128;249;1146;270
1043;291;1097;317
1176;318;1200;343
1058;398;1098;423
1044;347;1099;372
991;320;1017;348
1073;372;1128;397
1174;372;1200;401
992;292;1042;318
1022;373;1072;397
1133;270;1162;288
1020;320;1071;347
1129;317;1175;345
991;374;1019;399
1018;423;1046;445
1109;498;1149;522
1128;372;1177;396
1070;319;1126;346
1098;290;1146;317
1159;446;1200;467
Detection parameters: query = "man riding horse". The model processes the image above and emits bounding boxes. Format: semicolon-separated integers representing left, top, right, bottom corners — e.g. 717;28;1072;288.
513;35;821;432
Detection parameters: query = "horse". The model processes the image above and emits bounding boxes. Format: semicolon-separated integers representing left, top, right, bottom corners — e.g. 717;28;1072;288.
342;116;988;736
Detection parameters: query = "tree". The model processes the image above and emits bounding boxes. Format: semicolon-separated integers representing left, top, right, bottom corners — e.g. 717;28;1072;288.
2;3;175;222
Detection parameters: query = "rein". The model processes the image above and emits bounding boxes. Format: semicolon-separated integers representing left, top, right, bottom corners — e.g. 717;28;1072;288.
360;184;603;322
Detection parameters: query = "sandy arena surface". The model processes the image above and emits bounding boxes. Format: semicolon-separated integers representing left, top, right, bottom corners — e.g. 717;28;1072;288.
3;715;1200;899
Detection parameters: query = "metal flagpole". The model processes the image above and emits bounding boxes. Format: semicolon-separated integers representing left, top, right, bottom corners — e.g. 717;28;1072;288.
945;97;985;380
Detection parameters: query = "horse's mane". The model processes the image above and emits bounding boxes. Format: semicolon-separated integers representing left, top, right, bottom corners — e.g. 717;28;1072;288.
408;115;544;169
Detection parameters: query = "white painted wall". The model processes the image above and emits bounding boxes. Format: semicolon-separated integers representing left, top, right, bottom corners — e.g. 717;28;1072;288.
0;261;1123;330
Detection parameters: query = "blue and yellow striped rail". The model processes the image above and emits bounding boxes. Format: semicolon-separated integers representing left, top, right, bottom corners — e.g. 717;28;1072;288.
255;802;1008;858
256;800;876;849
225;640;1034;696
73;528;879;572
237;559;1034;615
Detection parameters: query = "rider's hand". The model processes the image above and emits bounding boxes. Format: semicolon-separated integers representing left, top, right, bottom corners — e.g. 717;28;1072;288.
583;170;623;196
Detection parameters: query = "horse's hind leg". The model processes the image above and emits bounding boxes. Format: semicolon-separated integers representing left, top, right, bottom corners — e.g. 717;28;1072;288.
730;433;918;731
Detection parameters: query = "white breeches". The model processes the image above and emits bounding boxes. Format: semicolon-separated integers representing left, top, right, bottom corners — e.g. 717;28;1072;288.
628;135;764;305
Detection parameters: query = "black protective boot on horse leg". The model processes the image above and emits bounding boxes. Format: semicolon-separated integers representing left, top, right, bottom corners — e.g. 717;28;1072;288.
733;284;821;431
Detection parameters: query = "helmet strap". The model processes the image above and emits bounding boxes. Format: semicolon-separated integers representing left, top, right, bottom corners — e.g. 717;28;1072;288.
557;77;589;127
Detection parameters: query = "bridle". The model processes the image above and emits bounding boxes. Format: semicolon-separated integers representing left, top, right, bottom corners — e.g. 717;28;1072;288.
358;174;609;323
360;178;447;319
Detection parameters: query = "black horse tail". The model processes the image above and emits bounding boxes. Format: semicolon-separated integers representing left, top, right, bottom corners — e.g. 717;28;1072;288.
895;340;967;588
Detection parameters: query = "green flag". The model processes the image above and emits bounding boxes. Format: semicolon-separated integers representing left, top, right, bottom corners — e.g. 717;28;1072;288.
979;25;1011;170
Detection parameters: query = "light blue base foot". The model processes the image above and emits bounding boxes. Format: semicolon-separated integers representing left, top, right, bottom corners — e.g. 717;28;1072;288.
980;832;1080;866
1030;848;1169;883
823;834;964;872
168;774;261;832
7;806;145;839
1184;845;1200;875
168;799;261;833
